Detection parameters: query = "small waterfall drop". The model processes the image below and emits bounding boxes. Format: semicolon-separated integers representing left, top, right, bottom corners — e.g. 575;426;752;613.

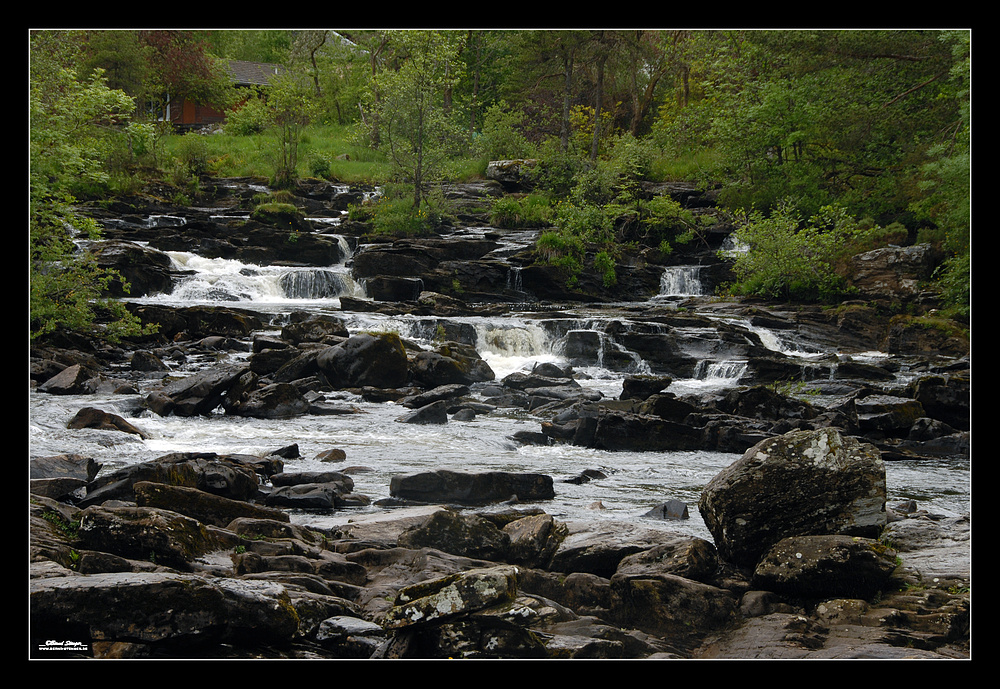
659;265;704;297
151;250;366;305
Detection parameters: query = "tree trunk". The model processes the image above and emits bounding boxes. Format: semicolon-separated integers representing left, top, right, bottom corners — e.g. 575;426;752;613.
561;49;574;152
591;51;606;161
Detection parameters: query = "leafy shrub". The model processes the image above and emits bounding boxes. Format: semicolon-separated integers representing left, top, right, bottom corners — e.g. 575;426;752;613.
489;193;554;229
728;201;894;302
250;202;305;229
225;97;271;136
474;101;536;161
174;133;210;175
594;249;617;287
368;197;438;237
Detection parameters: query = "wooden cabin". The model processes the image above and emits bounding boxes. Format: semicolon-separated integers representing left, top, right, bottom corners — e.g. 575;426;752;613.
164;60;284;129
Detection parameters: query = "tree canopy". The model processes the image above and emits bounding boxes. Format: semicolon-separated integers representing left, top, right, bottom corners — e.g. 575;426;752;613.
28;28;972;341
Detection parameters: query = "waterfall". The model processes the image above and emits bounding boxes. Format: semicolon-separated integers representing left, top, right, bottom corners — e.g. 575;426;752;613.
659;265;704;297
277;270;365;300
151;251;366;305
473;320;563;378
693;359;748;383
506;266;524;294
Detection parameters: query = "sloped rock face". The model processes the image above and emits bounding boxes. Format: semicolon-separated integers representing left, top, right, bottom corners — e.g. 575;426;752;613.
698;428;886;568
751;535;899;599
848;243;937;299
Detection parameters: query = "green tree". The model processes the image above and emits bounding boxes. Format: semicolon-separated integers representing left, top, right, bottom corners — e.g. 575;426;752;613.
263;72;320;188
727;201;895;302
701;30;959;220
908;30;970;319
29;31;155;343
365;30;467;208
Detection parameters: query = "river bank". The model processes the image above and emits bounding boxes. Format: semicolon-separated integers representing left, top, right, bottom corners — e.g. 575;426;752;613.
29;175;971;659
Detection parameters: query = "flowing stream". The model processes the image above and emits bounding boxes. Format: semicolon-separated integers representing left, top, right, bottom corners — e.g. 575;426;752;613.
28;220;971;539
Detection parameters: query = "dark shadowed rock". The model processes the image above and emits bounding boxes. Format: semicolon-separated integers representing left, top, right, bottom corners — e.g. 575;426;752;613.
317;332;410;389
751;534;899;599
389;470;555;506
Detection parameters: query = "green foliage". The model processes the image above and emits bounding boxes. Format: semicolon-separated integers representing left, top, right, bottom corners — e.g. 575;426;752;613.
224;96;272;136
474;101;536;160
639;195;698;247
489;193;555;229
174;132;210;175
363;194;441;237
30;32;157;343
594;250;618;287
727;201;896;303
536;230;585;287
362;30;467;208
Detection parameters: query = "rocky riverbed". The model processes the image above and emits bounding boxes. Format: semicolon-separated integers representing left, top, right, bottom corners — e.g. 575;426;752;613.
29;175;971;660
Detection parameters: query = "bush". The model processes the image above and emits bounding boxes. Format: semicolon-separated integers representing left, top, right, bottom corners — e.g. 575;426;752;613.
225;97;271;136
250;202;305;229
473;101;535;161
489;193;554;229
727;201;893;302
368;197;437;237
174;133;210;175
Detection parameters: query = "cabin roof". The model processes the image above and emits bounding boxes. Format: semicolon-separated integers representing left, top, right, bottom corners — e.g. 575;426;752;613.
226;60;285;86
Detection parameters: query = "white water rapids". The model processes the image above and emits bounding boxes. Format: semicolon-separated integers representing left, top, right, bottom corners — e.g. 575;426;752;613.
28;240;971;538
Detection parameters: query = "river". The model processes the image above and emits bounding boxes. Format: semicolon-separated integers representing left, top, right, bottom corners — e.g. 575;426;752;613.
27;212;971;541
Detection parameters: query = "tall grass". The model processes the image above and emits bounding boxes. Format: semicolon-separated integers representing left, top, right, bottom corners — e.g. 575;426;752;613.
160;123;394;184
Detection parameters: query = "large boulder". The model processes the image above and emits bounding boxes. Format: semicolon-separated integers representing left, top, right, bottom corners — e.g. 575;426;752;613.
698;428;886;568
750;534;899;599
132;481;288;528
280;314;350;346
90;240;174;297
389;470;555;506
75;504;240;569
316;332;410;389
30;571;301;653
396;510;511;562
848;243;936;299
382;565;520;631
145;364;250;417
80;453;262;507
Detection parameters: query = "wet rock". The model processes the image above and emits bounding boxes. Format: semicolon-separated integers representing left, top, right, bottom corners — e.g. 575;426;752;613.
751;534;899;599
395;400;449;424
621;374;673;400
90;240;174;297
382;565;519;630
316;332;409;389
76;504;241;570
66;407;149;438
502;513;569;569
548;522;678;578
80;452;262;506
699;428;886;568
30;454;101;483
608;571;739;644
146;363;250;417
389;469;555;506
642;500;690;520
280;314;350;346
397;510;511;561
38;364;94;395
133;481;288;528
30;571;301;652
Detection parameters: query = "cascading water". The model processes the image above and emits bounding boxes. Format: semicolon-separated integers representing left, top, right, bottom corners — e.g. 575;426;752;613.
144;248;367;308
658;265;704;297
28;199;970;542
